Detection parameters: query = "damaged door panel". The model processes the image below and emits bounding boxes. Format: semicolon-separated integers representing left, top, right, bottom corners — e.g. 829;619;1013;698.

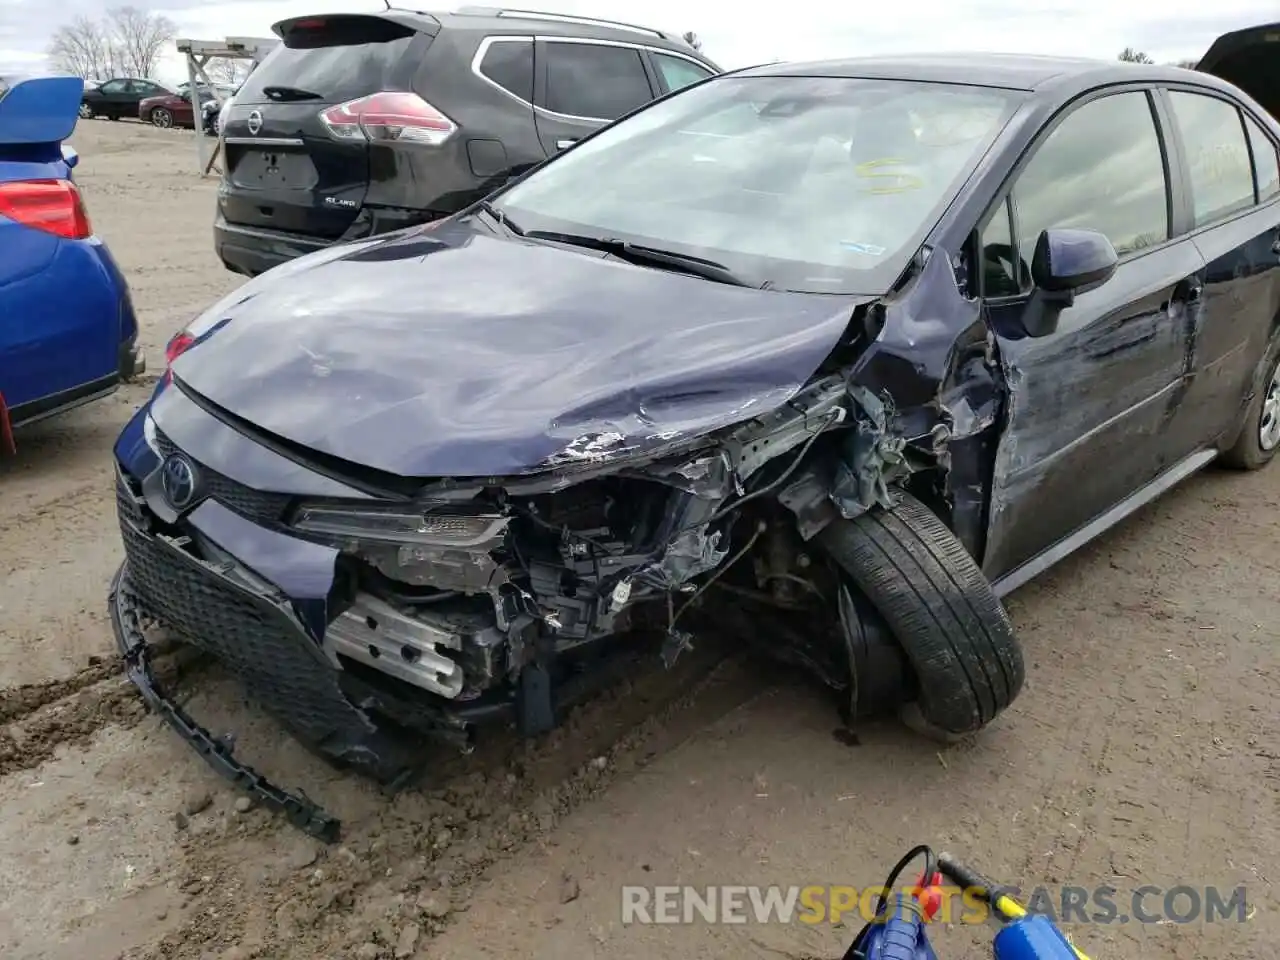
978;89;1208;582
983;244;1205;581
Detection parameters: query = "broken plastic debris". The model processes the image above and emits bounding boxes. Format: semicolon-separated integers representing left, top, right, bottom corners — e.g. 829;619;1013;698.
830;385;909;519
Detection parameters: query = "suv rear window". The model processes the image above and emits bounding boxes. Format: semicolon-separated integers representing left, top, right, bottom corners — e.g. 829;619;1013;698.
478;38;534;103
236;16;423;106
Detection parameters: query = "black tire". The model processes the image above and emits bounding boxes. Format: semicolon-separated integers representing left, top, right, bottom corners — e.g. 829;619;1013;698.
150;107;173;129
818;490;1024;738
1220;333;1280;470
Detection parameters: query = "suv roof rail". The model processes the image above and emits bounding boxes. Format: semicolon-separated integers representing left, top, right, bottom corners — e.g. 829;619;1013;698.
453;5;671;41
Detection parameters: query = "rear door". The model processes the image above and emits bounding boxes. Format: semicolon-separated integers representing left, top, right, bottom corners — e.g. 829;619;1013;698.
132;81;166;117
95;79;132;117
1160;87;1280;446
532;38;658;155
218;15;431;240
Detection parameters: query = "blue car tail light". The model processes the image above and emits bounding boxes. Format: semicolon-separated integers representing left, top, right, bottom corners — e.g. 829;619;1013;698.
0;178;91;239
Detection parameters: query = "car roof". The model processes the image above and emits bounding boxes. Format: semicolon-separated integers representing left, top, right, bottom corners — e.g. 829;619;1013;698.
281;7;705;57
737;53;1242;94
436;6;689;46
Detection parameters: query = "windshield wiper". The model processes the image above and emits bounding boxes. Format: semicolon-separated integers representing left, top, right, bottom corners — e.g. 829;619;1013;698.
477;200;526;236
261;85;323;102
524;231;758;288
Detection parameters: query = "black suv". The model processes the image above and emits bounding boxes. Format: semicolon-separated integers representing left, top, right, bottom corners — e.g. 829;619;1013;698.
214;6;721;276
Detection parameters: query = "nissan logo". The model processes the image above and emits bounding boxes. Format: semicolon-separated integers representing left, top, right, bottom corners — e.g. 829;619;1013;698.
160;454;199;510
247;110;263;135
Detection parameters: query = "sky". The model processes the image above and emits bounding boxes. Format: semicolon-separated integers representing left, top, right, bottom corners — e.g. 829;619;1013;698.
1;0;1276;83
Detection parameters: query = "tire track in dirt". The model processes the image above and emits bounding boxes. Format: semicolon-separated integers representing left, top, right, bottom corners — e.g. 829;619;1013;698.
0;645;200;777
126;643;781;960
0;658;120;724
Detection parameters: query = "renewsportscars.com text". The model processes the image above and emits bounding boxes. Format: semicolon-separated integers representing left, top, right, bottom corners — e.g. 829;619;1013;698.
621;884;1250;926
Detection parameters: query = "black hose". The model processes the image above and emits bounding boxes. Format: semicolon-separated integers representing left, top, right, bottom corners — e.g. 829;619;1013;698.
873;845;937;918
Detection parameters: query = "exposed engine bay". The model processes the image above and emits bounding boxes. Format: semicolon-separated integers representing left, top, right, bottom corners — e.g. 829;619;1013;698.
284;376;918;728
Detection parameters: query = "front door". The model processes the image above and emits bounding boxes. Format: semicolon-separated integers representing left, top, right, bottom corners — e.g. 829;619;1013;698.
532;38;658;156
980;88;1205;582
96;79;133;117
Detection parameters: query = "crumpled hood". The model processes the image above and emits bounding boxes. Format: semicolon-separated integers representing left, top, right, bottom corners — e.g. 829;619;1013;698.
173;222;868;477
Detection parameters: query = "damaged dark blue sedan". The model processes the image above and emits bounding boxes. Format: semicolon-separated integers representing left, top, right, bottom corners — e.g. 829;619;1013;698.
110;50;1280;838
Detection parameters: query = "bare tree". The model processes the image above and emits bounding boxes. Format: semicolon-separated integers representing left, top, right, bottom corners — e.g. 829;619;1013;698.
204;57;248;86
681;31;703;51
47;15;119;79
106;5;178;78
1117;47;1154;63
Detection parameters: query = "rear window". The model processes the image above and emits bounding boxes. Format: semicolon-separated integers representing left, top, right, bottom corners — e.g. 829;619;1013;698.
236;16;424;105
1245;115;1280;202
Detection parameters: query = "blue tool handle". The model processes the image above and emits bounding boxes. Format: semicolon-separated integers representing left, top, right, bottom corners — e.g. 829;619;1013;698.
863;894;938;960
993;914;1080;960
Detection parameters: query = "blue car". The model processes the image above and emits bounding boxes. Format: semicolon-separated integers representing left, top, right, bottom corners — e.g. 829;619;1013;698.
110;45;1280;838
0;76;143;448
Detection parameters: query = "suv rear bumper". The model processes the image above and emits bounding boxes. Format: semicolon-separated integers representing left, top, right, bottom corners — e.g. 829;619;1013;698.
214;216;332;277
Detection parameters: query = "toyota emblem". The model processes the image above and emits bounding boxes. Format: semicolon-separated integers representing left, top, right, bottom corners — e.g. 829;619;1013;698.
247;110;263;135
160;454;199;510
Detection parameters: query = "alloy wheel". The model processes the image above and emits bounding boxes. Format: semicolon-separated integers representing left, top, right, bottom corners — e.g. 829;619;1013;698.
1260;358;1280;452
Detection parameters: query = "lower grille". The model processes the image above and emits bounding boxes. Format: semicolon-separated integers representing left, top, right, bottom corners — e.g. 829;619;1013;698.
118;510;376;746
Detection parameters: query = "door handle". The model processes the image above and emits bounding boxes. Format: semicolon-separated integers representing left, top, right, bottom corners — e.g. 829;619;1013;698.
555;138;577;150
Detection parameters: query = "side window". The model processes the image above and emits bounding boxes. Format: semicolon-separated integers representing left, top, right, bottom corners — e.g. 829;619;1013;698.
1014;91;1169;259
478;39;533;104
100;80;124;94
543;42;652;120
1244;115;1280;203
979;197;1025;297
653;53;713;94
1167;91;1255;226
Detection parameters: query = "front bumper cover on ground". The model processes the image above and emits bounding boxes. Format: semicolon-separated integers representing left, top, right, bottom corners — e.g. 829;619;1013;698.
108;562;342;841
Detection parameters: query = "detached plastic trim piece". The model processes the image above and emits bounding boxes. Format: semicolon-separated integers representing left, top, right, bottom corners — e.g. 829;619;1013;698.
108;562;342;843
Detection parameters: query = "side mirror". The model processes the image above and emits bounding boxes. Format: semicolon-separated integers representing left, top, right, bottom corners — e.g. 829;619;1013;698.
1021;228;1118;337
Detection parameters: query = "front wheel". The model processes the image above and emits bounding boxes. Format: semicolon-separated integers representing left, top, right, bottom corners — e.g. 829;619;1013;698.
78;102;93;119
150;108;173;129
818;490;1024;739
1221;335;1280;470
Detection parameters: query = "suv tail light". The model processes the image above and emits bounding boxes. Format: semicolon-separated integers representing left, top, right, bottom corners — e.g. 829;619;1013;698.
319;92;456;146
0;179;92;239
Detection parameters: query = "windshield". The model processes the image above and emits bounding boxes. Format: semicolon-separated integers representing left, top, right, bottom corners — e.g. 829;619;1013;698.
493;75;1023;294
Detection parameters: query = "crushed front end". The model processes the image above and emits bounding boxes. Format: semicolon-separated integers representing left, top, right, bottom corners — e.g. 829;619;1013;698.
110;367;923;837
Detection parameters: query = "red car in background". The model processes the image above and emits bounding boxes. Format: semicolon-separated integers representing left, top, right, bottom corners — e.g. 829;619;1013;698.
138;85;233;130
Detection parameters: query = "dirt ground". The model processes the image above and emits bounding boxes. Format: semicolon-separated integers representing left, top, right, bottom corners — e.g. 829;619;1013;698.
1;119;1277;960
